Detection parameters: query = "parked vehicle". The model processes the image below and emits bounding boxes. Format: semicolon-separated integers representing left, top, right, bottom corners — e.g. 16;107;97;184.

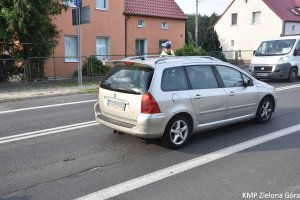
249;35;300;82
94;56;278;149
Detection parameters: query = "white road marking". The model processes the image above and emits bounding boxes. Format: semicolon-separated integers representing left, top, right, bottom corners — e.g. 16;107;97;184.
275;84;300;91
0;84;299;115
0;100;96;114
76;124;300;200
0;121;98;144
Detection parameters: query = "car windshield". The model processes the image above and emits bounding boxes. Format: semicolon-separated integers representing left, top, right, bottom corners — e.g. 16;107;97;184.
255;39;296;56
100;64;154;95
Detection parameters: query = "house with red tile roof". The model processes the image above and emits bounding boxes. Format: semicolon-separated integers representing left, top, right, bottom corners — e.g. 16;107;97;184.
124;0;188;56
45;0;187;77
214;0;300;63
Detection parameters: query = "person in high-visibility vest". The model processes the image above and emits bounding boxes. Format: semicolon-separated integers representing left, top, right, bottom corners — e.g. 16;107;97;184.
160;41;175;57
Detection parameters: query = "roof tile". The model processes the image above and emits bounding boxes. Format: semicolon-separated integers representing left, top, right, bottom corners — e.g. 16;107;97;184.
124;0;188;20
263;0;300;21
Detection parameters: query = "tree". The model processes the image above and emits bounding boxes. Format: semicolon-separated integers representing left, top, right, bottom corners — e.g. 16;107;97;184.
202;29;226;61
0;0;67;81
186;13;219;48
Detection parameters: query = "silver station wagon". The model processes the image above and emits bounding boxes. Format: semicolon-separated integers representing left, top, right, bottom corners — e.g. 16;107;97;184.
94;56;277;149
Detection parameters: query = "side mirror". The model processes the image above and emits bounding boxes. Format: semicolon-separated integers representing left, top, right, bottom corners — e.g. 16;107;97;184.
245;79;253;87
253;50;256;56
294;48;300;56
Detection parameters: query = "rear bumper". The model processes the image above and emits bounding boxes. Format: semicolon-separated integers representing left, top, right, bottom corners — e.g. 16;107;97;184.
94;102;167;139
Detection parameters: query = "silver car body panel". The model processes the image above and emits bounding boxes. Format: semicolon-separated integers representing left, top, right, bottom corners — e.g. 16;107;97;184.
94;56;278;139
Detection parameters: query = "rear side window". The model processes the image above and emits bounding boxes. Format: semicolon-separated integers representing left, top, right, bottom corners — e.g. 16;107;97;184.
100;65;153;94
161;67;188;91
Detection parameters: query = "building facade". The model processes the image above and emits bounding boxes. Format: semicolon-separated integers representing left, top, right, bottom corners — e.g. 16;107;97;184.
214;0;300;63
45;0;187;77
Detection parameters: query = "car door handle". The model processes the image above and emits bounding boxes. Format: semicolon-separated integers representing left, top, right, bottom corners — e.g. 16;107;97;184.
229;91;235;96
194;94;203;99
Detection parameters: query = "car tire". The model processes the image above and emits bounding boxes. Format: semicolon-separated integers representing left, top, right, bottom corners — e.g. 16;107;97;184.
288;68;298;82
161;115;191;149
255;97;274;123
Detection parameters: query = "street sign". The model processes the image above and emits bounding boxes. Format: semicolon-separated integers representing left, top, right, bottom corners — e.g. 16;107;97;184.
75;0;82;7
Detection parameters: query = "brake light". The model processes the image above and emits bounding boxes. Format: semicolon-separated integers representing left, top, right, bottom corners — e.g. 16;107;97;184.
124;61;134;65
141;92;161;114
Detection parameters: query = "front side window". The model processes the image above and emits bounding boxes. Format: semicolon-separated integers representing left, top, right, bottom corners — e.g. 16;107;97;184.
96;0;108;10
231;13;237;26
255;39;296;56
161;67;188;91
252;11;261;24
136;39;147;55
186;65;219;89
96;37;110;60
100;65;153;94
216;65;244;88
64;36;78;62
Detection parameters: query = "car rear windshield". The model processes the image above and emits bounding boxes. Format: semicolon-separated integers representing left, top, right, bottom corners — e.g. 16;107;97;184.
100;64;154;95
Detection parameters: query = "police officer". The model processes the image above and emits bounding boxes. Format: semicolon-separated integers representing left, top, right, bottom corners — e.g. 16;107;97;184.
160;41;175;57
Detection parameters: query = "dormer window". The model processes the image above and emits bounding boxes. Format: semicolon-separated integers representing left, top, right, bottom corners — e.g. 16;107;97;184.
289;7;300;16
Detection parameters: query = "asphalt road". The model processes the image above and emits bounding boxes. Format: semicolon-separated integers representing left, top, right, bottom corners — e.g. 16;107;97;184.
0;81;299;200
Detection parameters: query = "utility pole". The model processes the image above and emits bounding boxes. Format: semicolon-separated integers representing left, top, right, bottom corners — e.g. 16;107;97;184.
75;0;82;86
195;0;198;48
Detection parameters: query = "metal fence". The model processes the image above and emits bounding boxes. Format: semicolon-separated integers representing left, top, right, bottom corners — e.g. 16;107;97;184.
0;50;254;84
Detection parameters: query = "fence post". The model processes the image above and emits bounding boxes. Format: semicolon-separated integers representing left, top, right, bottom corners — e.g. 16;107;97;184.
28;58;32;81
234;51;238;65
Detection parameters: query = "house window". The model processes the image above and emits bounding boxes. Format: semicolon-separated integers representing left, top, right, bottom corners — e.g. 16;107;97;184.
159;39;169;53
96;37;110;60
64;36;78;62
161;22;169;29
96;0;108;10
231;40;234;47
252;11;261;24
138;20;145;28
231;13;237;26
136;39;147;55
64;0;76;7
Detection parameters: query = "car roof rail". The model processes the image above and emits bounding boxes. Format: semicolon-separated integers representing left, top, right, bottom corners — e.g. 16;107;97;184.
122;54;161;61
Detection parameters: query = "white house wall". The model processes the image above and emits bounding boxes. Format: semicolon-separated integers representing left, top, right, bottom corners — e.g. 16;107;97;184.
284;22;300;35
215;0;283;61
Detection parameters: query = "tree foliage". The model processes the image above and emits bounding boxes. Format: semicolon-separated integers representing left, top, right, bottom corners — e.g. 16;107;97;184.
202;29;226;61
0;0;67;81
175;44;206;56
186;13;219;48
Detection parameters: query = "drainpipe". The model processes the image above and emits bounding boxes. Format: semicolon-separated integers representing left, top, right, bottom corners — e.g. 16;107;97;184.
125;15;129;58
281;21;286;36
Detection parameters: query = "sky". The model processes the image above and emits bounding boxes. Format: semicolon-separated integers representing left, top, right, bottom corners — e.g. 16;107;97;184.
174;0;232;16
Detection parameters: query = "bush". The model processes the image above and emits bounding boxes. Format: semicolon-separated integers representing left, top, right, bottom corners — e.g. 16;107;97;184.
73;56;111;77
0;57;24;82
175;44;207;56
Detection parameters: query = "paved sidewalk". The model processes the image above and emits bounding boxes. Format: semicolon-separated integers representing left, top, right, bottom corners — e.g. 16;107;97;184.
0;82;98;102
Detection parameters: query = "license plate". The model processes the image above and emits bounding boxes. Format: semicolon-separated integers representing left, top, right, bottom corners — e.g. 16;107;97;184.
107;100;126;111
256;73;268;77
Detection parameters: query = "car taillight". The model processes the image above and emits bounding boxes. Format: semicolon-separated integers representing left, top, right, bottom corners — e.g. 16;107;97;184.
141;92;161;114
